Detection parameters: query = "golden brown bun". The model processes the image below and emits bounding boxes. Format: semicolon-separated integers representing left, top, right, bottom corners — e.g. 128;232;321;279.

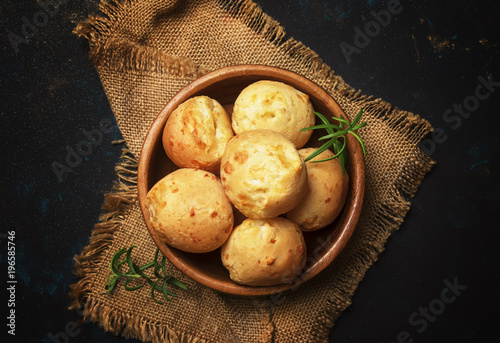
221;217;306;286
145;168;234;253
231;80;315;149
220;129;307;219
162;96;234;173
286;148;349;231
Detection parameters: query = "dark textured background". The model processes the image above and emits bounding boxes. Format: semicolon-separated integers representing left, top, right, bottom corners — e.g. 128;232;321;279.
1;0;499;342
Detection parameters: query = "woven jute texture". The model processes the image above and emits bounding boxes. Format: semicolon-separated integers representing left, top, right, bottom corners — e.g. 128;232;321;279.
69;1;435;342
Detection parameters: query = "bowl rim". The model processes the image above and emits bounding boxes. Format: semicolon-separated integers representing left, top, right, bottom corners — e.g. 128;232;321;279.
137;64;365;296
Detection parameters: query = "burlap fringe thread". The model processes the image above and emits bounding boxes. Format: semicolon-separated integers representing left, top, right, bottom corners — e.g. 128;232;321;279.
68;146;202;342
69;0;435;342
74;0;209;79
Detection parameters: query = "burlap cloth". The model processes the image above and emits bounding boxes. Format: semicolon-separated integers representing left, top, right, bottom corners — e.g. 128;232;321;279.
69;1;435;342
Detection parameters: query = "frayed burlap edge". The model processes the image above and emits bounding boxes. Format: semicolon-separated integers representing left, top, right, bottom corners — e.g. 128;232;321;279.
68;145;213;343
73;0;209;79
310;151;435;341
68;144;137;316
69;0;436;342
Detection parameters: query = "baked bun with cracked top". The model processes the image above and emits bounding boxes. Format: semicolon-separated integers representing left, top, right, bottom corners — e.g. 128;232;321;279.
286;148;349;231
221;217;306;286
231;80;315;148
145;168;234;253
162;95;234;173
220;129;307;219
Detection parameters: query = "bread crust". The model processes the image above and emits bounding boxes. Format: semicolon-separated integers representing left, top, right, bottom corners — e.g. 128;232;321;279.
231;80;315;148
221;217;306;286
163;96;234;173
286;148;349;231
145;168;234;253
220;129;307;219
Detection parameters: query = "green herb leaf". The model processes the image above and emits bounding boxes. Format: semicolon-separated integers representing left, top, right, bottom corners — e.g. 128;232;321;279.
104;247;188;304
303;108;367;174
303;139;335;162
167;276;189;290
126;246;139;274
151;279;164;305
348;131;366;156
351;108;364;126
161;278;173;301
110;248;130;277
317;129;348;141
123;277;144;291
161;255;168;278
313;111;335;134
104;275;119;294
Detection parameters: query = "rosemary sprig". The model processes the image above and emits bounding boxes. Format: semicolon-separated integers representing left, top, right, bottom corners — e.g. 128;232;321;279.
104;246;188;304
300;108;367;173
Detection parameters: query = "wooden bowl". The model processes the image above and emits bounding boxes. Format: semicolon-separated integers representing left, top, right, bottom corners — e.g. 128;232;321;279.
138;65;365;296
